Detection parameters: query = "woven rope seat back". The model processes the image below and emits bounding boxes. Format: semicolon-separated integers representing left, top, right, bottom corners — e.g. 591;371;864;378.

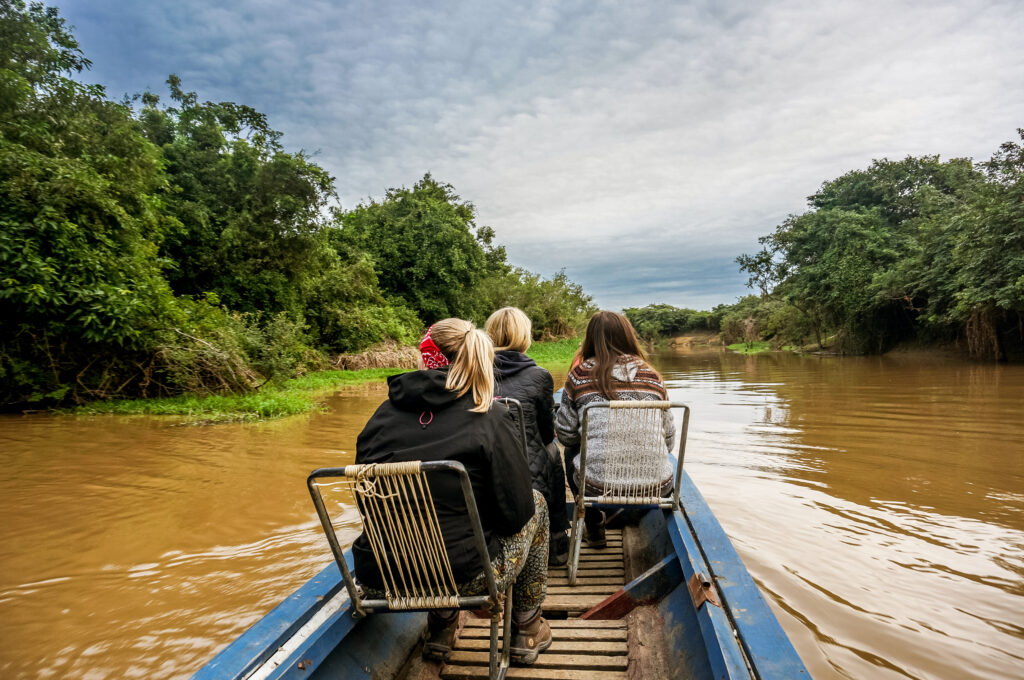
350;462;460;610
588;404;670;504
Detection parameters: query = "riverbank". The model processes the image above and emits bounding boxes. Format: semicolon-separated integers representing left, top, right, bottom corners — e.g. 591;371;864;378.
527;337;581;371
727;341;772;355
69;339;581;422
70;368;406;423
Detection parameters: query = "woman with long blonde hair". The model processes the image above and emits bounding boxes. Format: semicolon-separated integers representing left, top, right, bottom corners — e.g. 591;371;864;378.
352;318;553;664
485;307;568;565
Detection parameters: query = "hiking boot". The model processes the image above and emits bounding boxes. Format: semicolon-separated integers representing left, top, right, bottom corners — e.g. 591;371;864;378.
422;611;459;661
509;610;552;664
585;511;607;549
548;530;569;567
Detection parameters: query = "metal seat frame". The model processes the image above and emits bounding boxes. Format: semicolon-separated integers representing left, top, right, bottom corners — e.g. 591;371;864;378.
567;400;690;585
307;399;526;680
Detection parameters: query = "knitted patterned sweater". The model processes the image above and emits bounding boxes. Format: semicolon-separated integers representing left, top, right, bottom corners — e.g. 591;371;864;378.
555;357;675;488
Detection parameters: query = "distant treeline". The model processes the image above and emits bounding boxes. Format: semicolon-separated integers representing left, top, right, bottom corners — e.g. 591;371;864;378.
628;132;1024;361
0;2;595;405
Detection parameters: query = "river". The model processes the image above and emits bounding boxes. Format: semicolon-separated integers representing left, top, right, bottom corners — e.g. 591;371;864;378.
0;350;1021;679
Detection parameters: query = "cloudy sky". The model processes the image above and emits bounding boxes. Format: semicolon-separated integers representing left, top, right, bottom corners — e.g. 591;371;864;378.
63;0;1023;310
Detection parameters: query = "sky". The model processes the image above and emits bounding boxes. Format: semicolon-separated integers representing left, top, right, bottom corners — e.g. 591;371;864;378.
61;0;1024;311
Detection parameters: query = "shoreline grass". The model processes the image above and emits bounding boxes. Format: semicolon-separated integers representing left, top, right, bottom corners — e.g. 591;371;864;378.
727;341;772;355
70;367;404;423
71;341;582;423
528;337;581;371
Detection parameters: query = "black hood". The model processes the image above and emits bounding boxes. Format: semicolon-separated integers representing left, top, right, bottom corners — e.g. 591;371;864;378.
386;368;461;411
494;350;538;378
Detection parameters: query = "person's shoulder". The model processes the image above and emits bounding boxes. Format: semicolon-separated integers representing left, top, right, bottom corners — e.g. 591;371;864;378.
570;359;595;379
631;355;660;374
629;357;666;388
526;364;553;380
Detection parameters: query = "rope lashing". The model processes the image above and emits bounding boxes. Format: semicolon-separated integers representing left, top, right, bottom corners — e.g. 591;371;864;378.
347;462;460;609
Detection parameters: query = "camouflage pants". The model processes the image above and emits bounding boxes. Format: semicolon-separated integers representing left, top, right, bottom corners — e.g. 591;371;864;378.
457;489;549;612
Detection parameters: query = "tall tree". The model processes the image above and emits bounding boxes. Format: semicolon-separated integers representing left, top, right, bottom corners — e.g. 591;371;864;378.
0;0;175;401
138;77;337;318
339;174;496;323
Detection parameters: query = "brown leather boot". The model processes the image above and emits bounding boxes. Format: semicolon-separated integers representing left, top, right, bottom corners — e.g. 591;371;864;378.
509;610;552;664
422;611;460;661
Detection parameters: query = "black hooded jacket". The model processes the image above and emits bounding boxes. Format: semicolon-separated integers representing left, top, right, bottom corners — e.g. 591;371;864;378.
352;368;535;589
492;351;559;514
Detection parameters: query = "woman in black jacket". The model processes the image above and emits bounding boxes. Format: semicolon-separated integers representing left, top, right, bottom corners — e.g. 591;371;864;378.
352;318;552;664
485;307;569;566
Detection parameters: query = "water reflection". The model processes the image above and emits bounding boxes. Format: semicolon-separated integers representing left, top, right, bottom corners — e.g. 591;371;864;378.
657;349;1024;679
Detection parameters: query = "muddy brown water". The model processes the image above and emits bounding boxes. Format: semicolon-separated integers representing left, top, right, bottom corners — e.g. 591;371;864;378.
0;352;1022;679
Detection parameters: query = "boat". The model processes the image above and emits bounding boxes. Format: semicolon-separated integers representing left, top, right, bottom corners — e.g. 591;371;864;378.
192;460;809;679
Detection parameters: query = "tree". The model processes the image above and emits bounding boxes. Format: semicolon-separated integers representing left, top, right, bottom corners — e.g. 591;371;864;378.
0;0;177;401
139;77;337;318
946;131;1024;359
480;268;596;339
338;174;494;323
737;147;1024;359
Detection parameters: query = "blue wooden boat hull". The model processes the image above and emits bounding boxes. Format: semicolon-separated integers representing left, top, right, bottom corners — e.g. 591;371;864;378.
193;469;808;679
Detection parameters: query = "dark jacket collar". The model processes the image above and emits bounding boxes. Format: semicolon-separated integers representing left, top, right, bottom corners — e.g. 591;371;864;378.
386;368;461;411
494;350;537;378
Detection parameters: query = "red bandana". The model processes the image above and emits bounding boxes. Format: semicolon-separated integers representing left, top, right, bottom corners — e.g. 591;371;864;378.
419;325;449;369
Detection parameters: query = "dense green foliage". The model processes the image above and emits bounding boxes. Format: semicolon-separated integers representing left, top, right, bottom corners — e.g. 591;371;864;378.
738;147;1024;359
339;176;595;332
72;367;407;422
0;2;593;406
1;0;178;402
630;143;1023;361
339;176;499;322
623;303;725;340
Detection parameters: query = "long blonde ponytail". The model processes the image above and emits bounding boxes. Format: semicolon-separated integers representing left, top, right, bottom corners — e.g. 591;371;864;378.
430;319;495;413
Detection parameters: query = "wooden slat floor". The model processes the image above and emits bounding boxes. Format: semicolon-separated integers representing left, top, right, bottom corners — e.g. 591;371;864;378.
546;529;624;614
439;530;627;680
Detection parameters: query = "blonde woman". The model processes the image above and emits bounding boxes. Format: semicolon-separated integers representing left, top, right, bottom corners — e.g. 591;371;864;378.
485;307;568;566
352;318;552;664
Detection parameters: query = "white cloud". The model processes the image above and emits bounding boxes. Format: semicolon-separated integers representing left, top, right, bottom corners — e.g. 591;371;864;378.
68;0;1024;309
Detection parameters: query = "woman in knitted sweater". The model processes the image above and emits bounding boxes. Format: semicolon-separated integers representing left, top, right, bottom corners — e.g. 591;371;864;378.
554;311;674;547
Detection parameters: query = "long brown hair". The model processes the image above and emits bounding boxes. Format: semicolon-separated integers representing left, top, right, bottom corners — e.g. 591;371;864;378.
579;311;648;399
430;318;495;413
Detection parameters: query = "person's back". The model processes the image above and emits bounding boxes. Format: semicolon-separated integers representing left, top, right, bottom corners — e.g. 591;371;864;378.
485;307;568;564
557;355;674;490
353;367;532;586
554;311;674;546
352;318;553;665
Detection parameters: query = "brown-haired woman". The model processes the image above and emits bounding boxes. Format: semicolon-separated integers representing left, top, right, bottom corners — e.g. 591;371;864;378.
554;311;675;547
353;318;552;663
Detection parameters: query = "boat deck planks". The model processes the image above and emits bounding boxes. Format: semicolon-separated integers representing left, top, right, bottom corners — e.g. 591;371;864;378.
439;531;628;680
545;529;624;614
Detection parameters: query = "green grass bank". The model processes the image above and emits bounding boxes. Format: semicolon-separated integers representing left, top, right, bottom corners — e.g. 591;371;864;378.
527;338;581;371
71;367;405;423
71;339;581;422
727;341;772;355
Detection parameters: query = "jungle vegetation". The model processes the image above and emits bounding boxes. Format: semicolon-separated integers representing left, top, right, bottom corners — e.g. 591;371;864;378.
0;1;595;406
627;138;1024;361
